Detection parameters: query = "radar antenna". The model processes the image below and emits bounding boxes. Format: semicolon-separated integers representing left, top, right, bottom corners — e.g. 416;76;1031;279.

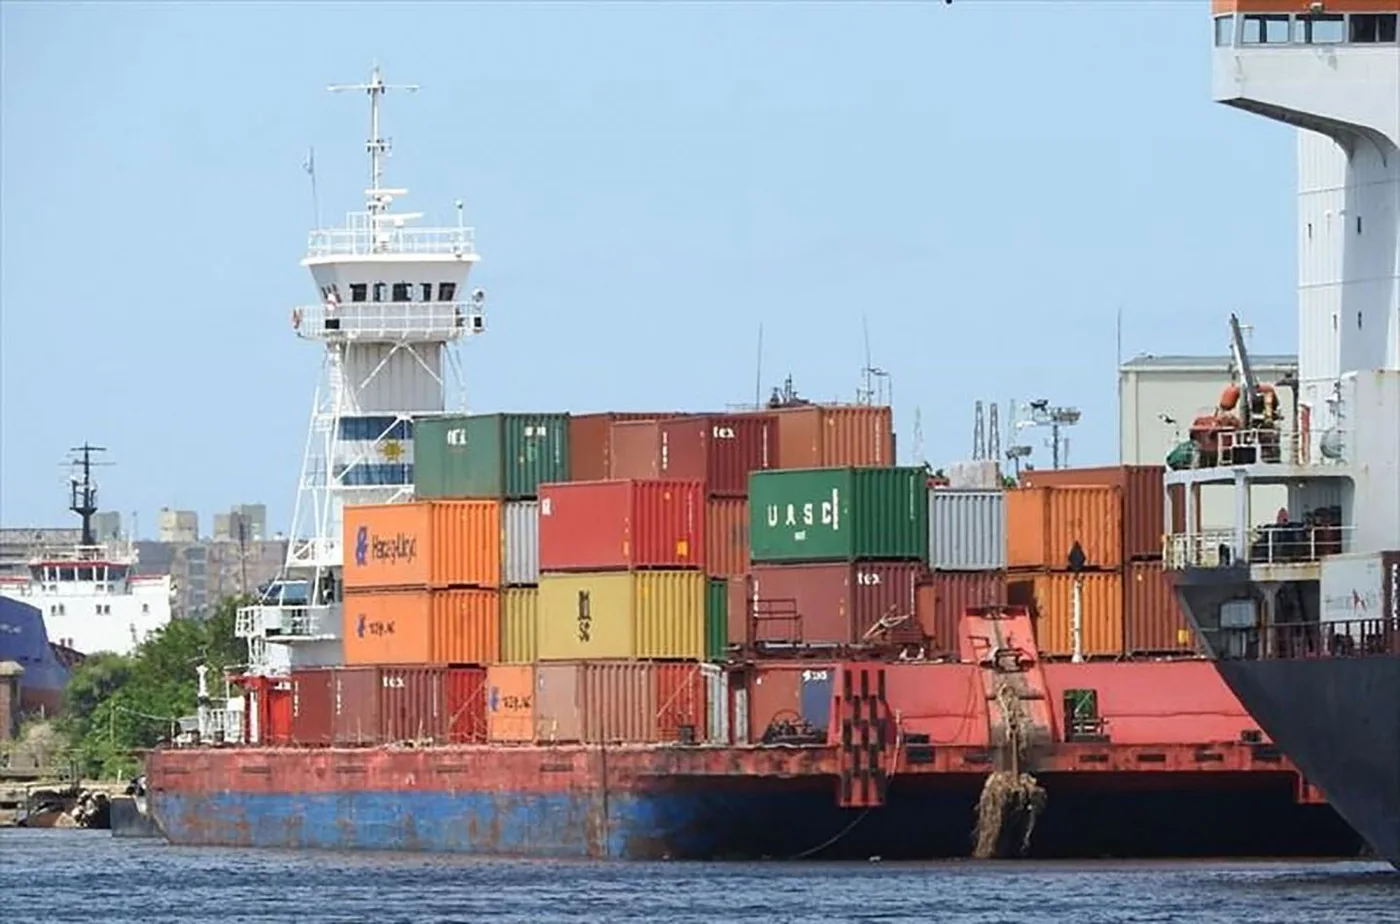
328;64;420;214
857;313;891;406
64;443;110;547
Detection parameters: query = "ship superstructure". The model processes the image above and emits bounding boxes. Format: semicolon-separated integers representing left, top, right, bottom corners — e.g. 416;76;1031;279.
1171;0;1400;868
233;66;486;684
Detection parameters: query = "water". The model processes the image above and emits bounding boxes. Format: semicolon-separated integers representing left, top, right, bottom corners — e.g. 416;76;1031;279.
1;829;1396;923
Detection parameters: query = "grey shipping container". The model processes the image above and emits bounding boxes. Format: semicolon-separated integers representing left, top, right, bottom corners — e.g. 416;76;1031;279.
503;500;540;586
928;489;1006;571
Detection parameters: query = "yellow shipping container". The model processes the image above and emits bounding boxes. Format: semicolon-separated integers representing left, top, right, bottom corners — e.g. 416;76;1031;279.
499;587;540;663
537;570;705;661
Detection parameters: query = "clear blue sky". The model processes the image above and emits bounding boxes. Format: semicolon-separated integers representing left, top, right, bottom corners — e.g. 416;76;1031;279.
0;1;1297;536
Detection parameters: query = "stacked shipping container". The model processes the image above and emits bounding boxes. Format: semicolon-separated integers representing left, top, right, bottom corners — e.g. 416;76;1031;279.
919;488;1009;656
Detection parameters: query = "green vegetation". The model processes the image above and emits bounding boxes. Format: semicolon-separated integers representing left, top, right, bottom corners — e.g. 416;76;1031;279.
58;594;249;779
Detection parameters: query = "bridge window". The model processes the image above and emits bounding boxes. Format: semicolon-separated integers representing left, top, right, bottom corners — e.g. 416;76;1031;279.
1294;14;1344;44
372;282;386;302
438;282;457;302
1350;13;1397;43
59;567;75;582
420;282;433;302
391;282;411;301
1241;14;1290;45
1214;14;1235;47
350;283;367;302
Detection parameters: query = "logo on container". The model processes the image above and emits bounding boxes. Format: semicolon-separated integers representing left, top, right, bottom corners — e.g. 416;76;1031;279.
764;488;841;541
446;427;468;447
365;531;418;567
354;526;369;566
354;612;396;638
356;614;367;638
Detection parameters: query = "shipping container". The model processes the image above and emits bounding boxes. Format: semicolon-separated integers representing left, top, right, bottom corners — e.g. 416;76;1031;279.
502;500;540;586
536;570;705;661
1005;486;1123;571
705;497;748;579
705;577;729;661
531;660;674;744
928;489;1006;571
290;669;334;746
534;661;584;742
342;500;502;590
916;571;1008;657
1124;560;1197;654
445;666;488;744
342;588;499;667
1020;465;1167;561
1009;571;1124;659
331;666;380;746
727;575;750;648
766;404;894;469
380;665;448;744
745;662;837;744
1320;550;1400;625
568;412;687;482
702;664;728;744
265;684;293;745
608;415;778;496
412;413;570;500
485;663;535;743
748;561;925;646
538;479;705;572
499;587;540;663
748;467;929;563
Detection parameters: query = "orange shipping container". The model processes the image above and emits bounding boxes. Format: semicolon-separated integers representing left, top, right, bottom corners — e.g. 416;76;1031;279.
1019;465;1172;561
1124;559;1198;655
767;405;894;469
485;664;536;742
1009;571;1124;659
342;500;502;591
342;588;500;666
1005;486;1123;571
705;497;748;579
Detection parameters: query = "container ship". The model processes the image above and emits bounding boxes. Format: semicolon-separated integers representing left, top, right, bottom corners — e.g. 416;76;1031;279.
1165;2;1400;870
0;597;69;718
140;64;1365;861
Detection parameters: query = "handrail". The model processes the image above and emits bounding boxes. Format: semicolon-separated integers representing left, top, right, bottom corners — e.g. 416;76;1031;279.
1209;617;1400;661
1163;523;1352;569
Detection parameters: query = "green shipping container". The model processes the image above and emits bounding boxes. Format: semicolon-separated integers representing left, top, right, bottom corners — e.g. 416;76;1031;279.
705;577;728;661
413;413;570;500
748;467;929;563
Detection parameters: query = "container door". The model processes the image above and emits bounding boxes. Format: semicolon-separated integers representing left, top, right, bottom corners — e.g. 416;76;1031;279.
799;668;833;734
702;664;727;744
732;684;749;745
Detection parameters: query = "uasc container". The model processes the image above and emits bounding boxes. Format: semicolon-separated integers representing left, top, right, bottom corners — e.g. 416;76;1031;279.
1009;571;1124;659
748;467;929;564
1005;486;1123;571
536;570;706;661
766;405;894;469
568;412;686;482
343;500;502;590
412;412;570;501
341;588;500;667
916;571;1008;658
485;663;536;742
538;479;705;572
705;497;748;579
928;489;1006;571
1124;559;1196;655
499;587;540;663
608;414;778;497
748;561;925;646
1020;465;1167;561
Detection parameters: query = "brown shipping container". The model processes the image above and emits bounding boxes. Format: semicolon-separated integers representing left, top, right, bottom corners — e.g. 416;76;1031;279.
1009;571;1124;659
727;575;750;647
655;661;708;742
916;571;1008;657
342;500;502;591
749;561;925;646
534;661;584;742
485;664;536;743
705;497;749;579
568;412;687;482
608;420;662;480
609;415;778;497
1124;559;1197;654
1020;465;1168;561
578;660;659;744
290;669;334;746
342;588;499;667
380;665;448;744
331;667;381;746
1005;486;1123;571
767;405;894;469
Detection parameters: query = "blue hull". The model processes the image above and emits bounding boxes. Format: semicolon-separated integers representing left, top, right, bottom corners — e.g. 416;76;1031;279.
0;597;69;714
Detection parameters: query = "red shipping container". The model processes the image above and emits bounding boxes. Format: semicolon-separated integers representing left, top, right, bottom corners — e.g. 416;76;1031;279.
290;669;334;747
748;561;925;646
332;667;381;746
1019;465;1170;561
1124;559;1197;654
705;497;748;579
538;480;706;571
916;571;1008;658
727;574;751;647
380;666;448;744
266;683;293;745
745;661;837;743
608;415;777;497
445;666;489;744
655;661;707;742
569;412;687;482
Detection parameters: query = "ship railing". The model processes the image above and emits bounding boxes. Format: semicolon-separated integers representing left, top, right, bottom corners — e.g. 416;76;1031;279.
236;603;338;639
306;221;476;259
1212;617;1400;661
293;300;483;343
1187;425;1351;469
25;544;134;564
1163;524;1353;569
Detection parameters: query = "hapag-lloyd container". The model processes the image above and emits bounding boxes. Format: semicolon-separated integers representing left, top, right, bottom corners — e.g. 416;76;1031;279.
568;412;687;482
1019;465;1168;561
536;570;706;661
766;405;894;469
705;497;748;579
412;413;570;501
341;588;500;666
342;500;502;590
1009;571;1124;658
1124;559;1196;654
485;663;536;742
916;571;1008;657
748;467;929;563
748;561;925;645
538;480;705;572
1005;485;1123;571
928;489;1006;571
608;414;778;497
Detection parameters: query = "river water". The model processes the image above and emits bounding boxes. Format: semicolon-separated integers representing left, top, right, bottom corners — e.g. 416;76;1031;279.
0;829;1395;923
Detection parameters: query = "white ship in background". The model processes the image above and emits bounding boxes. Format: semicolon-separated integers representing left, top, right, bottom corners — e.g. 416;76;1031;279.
0;444;174;657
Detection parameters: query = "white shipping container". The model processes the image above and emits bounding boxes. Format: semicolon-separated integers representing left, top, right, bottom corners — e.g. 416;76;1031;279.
503;501;540;586
928;489;1006;571
1319;551;1400;624
702;663;728;744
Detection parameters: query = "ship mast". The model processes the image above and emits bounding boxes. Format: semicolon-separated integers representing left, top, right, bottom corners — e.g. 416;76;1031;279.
67;443;107;547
